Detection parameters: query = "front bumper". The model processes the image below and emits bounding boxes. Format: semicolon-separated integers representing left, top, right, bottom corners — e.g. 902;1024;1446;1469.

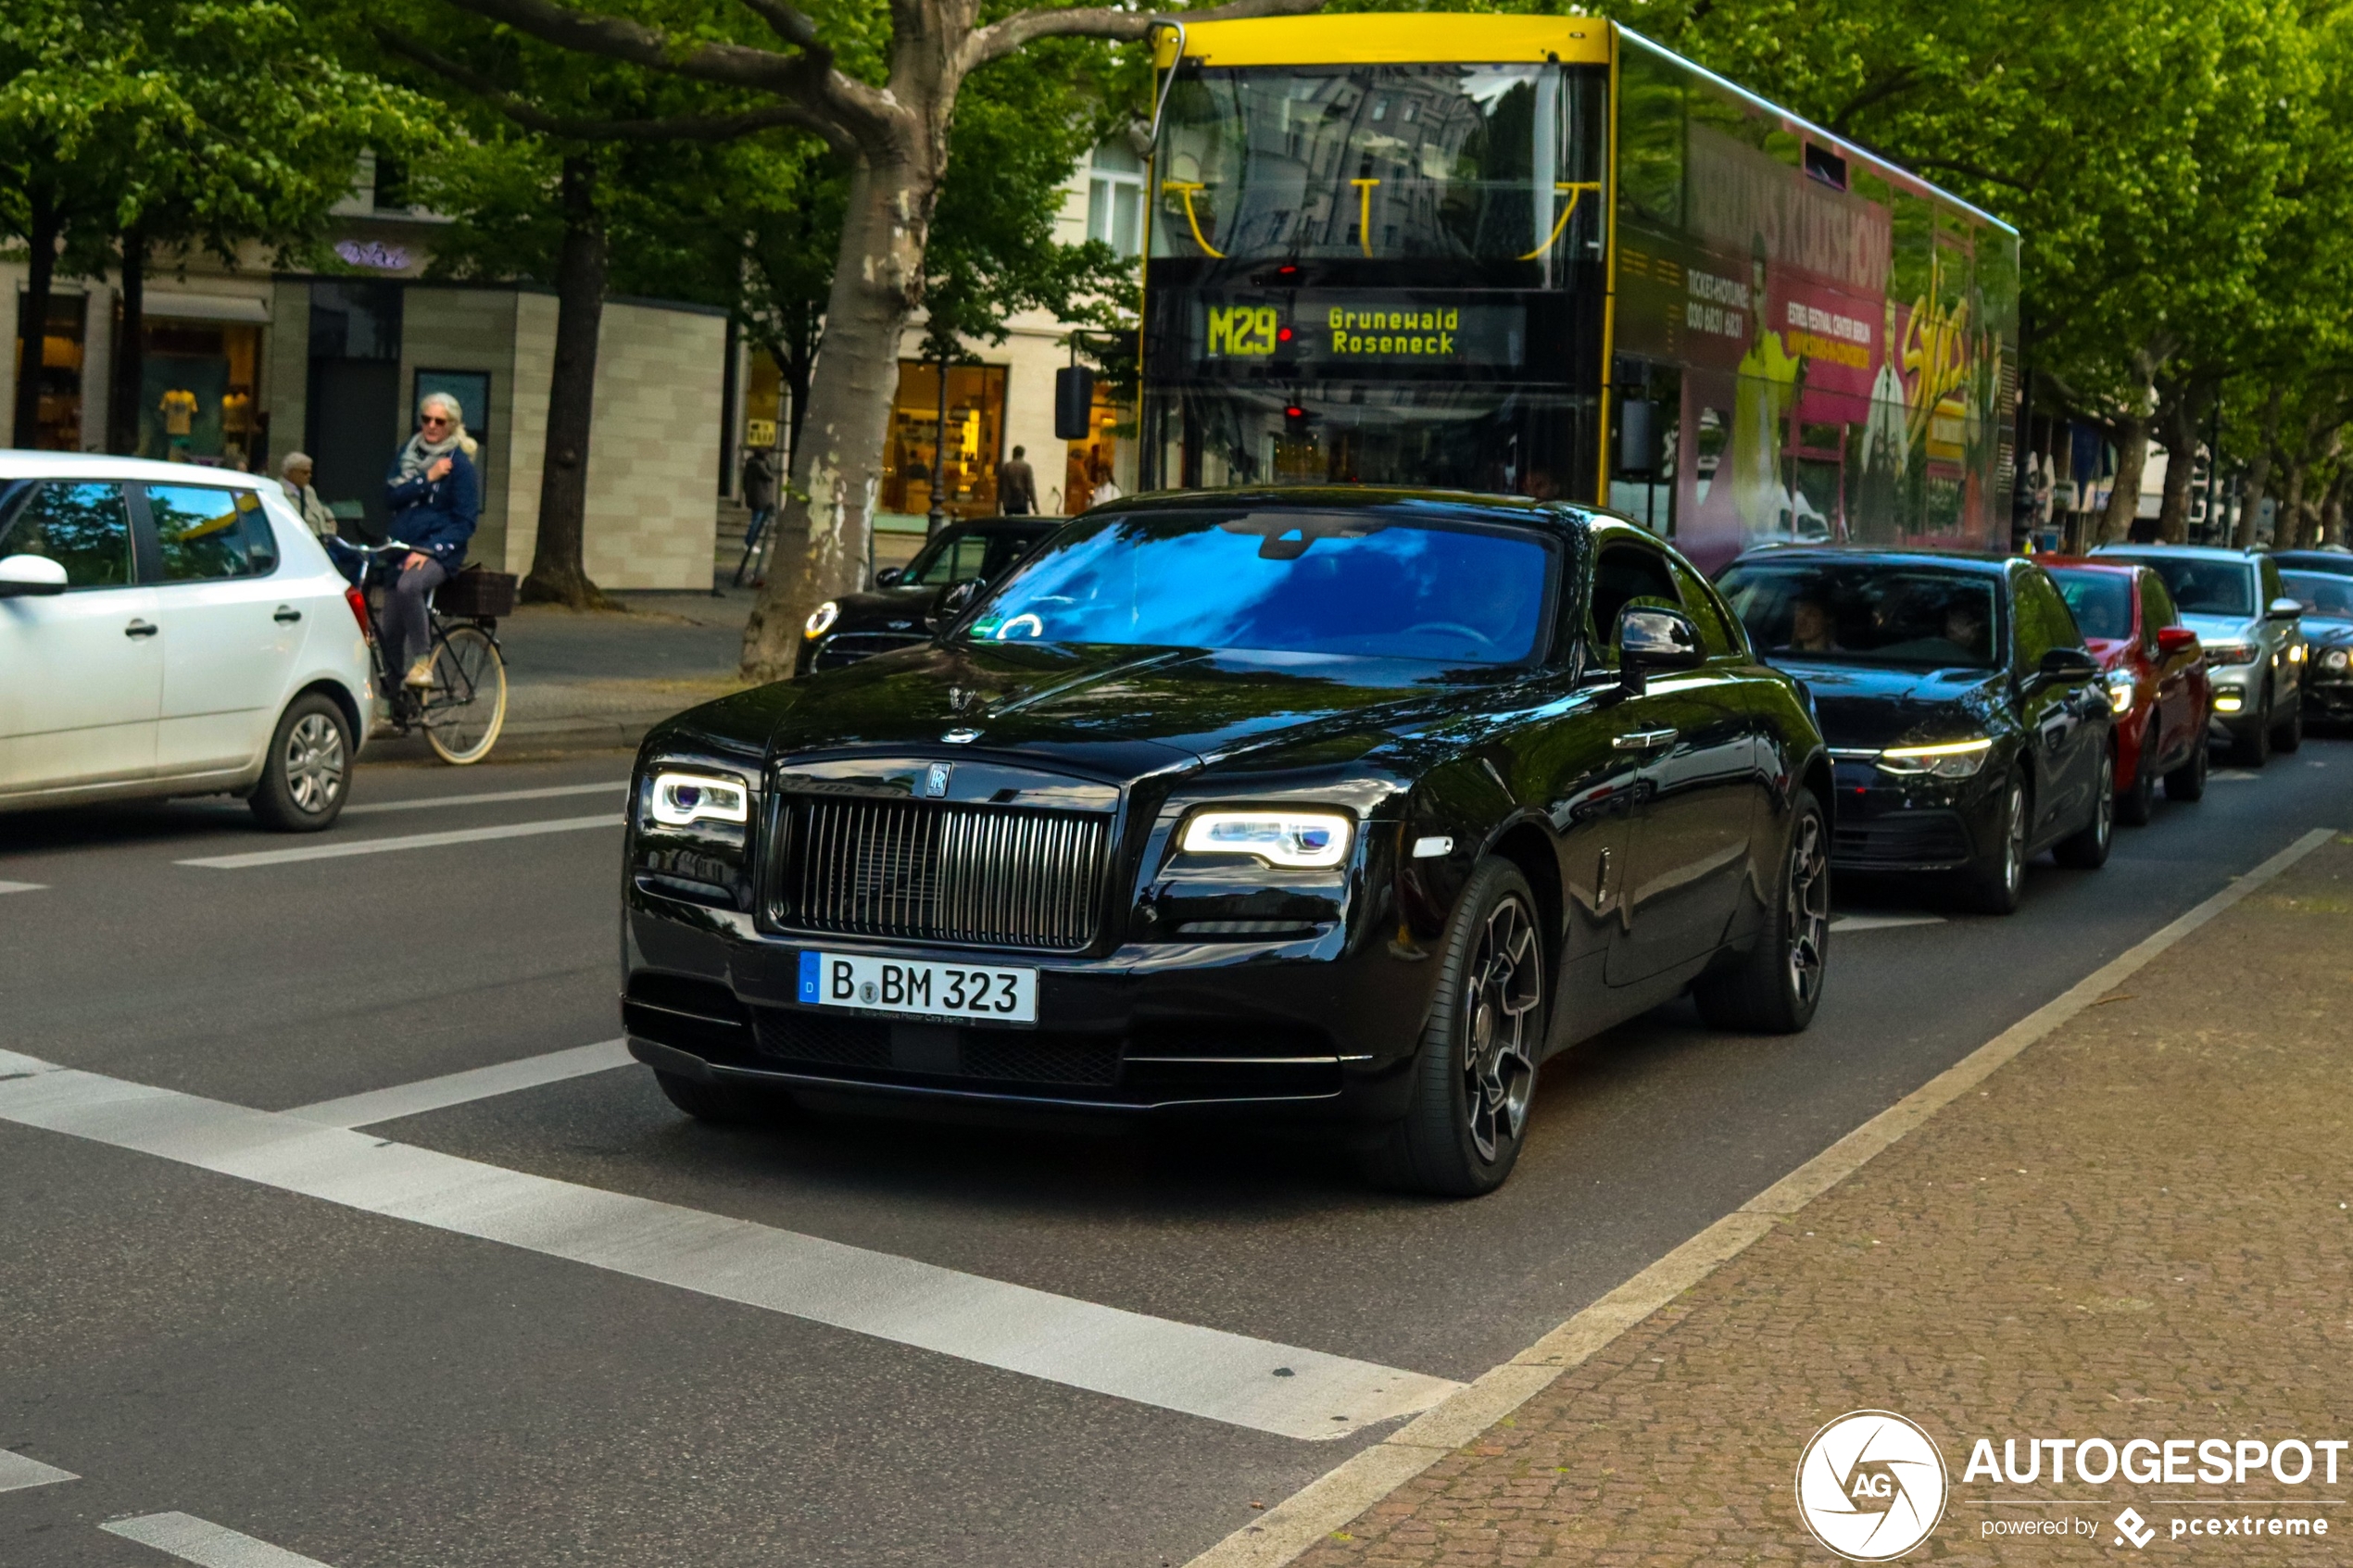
623;896;1439;1123
1826;754;1999;872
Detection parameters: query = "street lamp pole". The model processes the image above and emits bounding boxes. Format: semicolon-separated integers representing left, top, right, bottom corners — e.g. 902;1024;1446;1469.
927;344;950;536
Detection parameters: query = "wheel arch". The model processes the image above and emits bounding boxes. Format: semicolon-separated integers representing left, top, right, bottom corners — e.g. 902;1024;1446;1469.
290;677;367;755
1484;818;1563;976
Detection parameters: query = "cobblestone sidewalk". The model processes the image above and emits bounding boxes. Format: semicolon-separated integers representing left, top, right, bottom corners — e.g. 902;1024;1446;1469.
1296;834;2353;1567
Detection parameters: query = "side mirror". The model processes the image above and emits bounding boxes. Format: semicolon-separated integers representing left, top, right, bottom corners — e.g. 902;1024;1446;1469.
2037;646;2100;684
1617;605;1705;693
0;554;68;597
2268;596;2304;621
875;566;903;588
2155;625;2200;658
927;579;979;628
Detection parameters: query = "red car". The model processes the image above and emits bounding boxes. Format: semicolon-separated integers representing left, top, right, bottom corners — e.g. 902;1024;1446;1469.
2044;558;2212;821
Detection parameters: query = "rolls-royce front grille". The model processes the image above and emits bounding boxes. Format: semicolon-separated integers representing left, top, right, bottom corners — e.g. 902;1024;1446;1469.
774;796;1110;950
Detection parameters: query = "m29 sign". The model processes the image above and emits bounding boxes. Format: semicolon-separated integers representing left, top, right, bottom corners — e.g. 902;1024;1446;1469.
1197;296;1527;370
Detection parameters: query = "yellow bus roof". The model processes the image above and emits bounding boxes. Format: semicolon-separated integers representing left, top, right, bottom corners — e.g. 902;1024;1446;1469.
1154;14;1614;69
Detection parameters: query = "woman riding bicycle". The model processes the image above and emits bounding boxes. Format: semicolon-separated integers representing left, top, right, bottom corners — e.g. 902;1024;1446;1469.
383;392;482;690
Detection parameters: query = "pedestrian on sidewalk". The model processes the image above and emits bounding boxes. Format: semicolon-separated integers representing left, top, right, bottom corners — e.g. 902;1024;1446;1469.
382;391;481;691
278;451;336;538
1000;445;1038;516
736;445;778;587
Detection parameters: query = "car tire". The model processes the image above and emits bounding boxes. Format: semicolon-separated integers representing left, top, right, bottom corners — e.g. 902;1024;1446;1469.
2233;688;2272;768
653;1069;782;1124
1957;772;2029;915
2116;721;2158;826
2164;732;2208;802
2273;692;2304;753
2053;747;2116;870
247;692;352;833
1357;858;1544;1198
1694;788;1829;1034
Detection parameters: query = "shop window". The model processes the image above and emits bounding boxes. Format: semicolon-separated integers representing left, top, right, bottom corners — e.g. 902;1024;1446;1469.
882;361;1008;520
1063;377;1129;513
142;319;262;470
11;293;87;451
1088;143;1146;258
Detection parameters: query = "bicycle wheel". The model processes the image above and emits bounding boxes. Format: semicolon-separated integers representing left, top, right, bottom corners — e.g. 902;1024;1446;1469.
422;622;508;764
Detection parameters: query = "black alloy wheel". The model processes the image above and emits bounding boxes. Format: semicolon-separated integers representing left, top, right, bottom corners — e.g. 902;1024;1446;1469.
2273;689;2305;753
2116;720;2158;827
1359;857;1545;1198
248;692;352;833
2054;747;2116;870
2165;732;2209;802
1695;788;1830;1033
2234;687;2272;768
1958;773;2030;915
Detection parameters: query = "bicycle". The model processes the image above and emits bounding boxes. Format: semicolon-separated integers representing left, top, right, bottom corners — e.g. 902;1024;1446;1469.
329;537;511;765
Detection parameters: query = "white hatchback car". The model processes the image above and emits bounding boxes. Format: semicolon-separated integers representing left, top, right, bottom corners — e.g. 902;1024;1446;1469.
0;453;374;831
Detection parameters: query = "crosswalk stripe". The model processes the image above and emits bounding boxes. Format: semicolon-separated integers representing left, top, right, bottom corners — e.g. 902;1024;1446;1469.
0;1448;77;1493
0;1051;1457;1442
285;1039;632;1128
175;814;623;870
1829;914;1946;934
0;882;44;895
103;1512;333;1568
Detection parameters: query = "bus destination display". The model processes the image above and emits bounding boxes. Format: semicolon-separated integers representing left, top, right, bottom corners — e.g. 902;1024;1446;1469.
1196;295;1527;370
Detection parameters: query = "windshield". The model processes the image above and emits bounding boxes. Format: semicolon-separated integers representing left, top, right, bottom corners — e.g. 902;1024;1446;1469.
2283;570;2353;620
2102;554;2254;617
1717;560;2004;669
1155;65;1604;266
2046;569;2134;641
963;509;1554;665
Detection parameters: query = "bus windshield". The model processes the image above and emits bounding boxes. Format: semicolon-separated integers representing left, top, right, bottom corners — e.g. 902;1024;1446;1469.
1155;66;1604;264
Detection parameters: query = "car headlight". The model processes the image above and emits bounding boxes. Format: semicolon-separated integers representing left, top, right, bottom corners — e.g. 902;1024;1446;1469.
2324;647;2350;671
648;771;751;828
1179;809;1353;869
1877;736;1994;780
803;600;839;640
2105;670;2135;714
2289;643;2307;663
2204;640;2258;666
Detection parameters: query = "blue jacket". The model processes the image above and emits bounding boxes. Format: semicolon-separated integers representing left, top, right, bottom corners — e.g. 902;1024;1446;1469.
384;446;481;570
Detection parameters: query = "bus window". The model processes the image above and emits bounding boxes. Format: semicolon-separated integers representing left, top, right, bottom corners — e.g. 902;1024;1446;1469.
1617;39;1685;228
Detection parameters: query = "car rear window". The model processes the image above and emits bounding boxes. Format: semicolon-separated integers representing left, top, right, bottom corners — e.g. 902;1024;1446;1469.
2046;568;2133;640
1716;559;2003;669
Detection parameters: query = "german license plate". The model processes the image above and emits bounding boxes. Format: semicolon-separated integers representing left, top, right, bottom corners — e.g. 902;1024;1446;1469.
798;951;1038;1024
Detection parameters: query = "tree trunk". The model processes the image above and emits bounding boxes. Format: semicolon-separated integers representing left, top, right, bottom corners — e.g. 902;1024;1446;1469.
2319;465;2350;548
107;224;146;456
11;190;59;450
522;155;612;609
2277;457;2309;552
2154;385;2205;544
741;153;935;681
2302;431;2345;549
2233;387;2284;549
2095;419;2149;544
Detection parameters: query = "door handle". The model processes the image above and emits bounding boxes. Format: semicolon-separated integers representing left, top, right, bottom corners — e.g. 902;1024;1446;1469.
123;619;157;639
273;606;303;623
1613;727;1678;751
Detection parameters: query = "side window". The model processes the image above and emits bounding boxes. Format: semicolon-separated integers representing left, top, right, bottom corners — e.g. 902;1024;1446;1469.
2011;571;2078;667
0;481;134;587
912;535;988;585
1664;554;1743;658
2141;571;2179;630
1587;541;1681;657
144;484;277;582
982;533;1042;581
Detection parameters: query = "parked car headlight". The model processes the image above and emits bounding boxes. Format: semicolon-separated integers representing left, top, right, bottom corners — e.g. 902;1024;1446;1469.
2289;643;2307;663
2204;640;2258;667
648;771;751;828
1877;736;1994;780
1179;809;1353;869
2323;647;2350;671
804;600;839;639
2105;670;2135;714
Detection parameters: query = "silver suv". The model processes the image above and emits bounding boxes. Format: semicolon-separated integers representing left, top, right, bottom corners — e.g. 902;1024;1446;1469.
2094;545;2307;764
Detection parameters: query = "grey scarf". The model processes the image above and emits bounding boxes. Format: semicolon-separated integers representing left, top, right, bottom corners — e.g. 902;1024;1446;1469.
396;424;474;481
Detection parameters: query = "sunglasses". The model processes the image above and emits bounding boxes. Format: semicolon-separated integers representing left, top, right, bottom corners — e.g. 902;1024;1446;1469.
422;415;451;427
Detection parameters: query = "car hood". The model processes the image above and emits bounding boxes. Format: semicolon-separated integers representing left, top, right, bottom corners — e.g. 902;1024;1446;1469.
2305;618;2353;647
1768;658;2007;750
660;640;1514;778
2178;611;2259;646
831;584;950;627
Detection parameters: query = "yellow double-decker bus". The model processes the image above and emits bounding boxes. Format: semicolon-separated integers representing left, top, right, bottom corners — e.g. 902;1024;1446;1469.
1141;14;2020;569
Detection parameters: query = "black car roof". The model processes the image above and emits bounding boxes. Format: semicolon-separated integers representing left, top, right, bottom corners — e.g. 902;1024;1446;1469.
1720;545;2016;578
1102;485;1588;533
938;516;1062;534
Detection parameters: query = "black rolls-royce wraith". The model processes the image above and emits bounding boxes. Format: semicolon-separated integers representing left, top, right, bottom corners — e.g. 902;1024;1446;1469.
623;490;1833;1196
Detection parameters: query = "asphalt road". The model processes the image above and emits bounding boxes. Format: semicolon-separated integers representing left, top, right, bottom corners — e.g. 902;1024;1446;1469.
1;736;2346;1568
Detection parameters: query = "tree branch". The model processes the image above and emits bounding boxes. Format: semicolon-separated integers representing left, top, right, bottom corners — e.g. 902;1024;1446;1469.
965;0;1322;72
1896;156;2033;194
377;27;849;149
1825;67;1921;136
736;0;826;53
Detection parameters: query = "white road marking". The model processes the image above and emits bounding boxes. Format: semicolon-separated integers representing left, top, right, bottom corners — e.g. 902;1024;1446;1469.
1830;913;1946;934
2209;769;2261;782
0;1052;1457;1441
0;881;44;895
0;1448;77;1493
342;781;627;817
102;1513;333;1568
285;1039;632;1128
176;814;623;870
1185;825;2342;1567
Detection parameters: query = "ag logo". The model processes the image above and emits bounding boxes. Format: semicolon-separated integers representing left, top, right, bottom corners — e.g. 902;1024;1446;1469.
1794;1410;1948;1562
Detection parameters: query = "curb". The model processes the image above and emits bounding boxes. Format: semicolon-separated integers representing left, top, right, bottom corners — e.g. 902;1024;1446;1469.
1184;826;2341;1568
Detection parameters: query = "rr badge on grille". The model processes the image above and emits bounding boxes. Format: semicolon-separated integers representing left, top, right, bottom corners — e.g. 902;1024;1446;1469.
925;761;953;798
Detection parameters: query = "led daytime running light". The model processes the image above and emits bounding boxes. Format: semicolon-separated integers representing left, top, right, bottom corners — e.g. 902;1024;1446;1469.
804;600;839;639
1179;809;1353;870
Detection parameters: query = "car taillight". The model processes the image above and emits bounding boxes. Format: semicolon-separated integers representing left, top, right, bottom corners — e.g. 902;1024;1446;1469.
345;584;373;642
